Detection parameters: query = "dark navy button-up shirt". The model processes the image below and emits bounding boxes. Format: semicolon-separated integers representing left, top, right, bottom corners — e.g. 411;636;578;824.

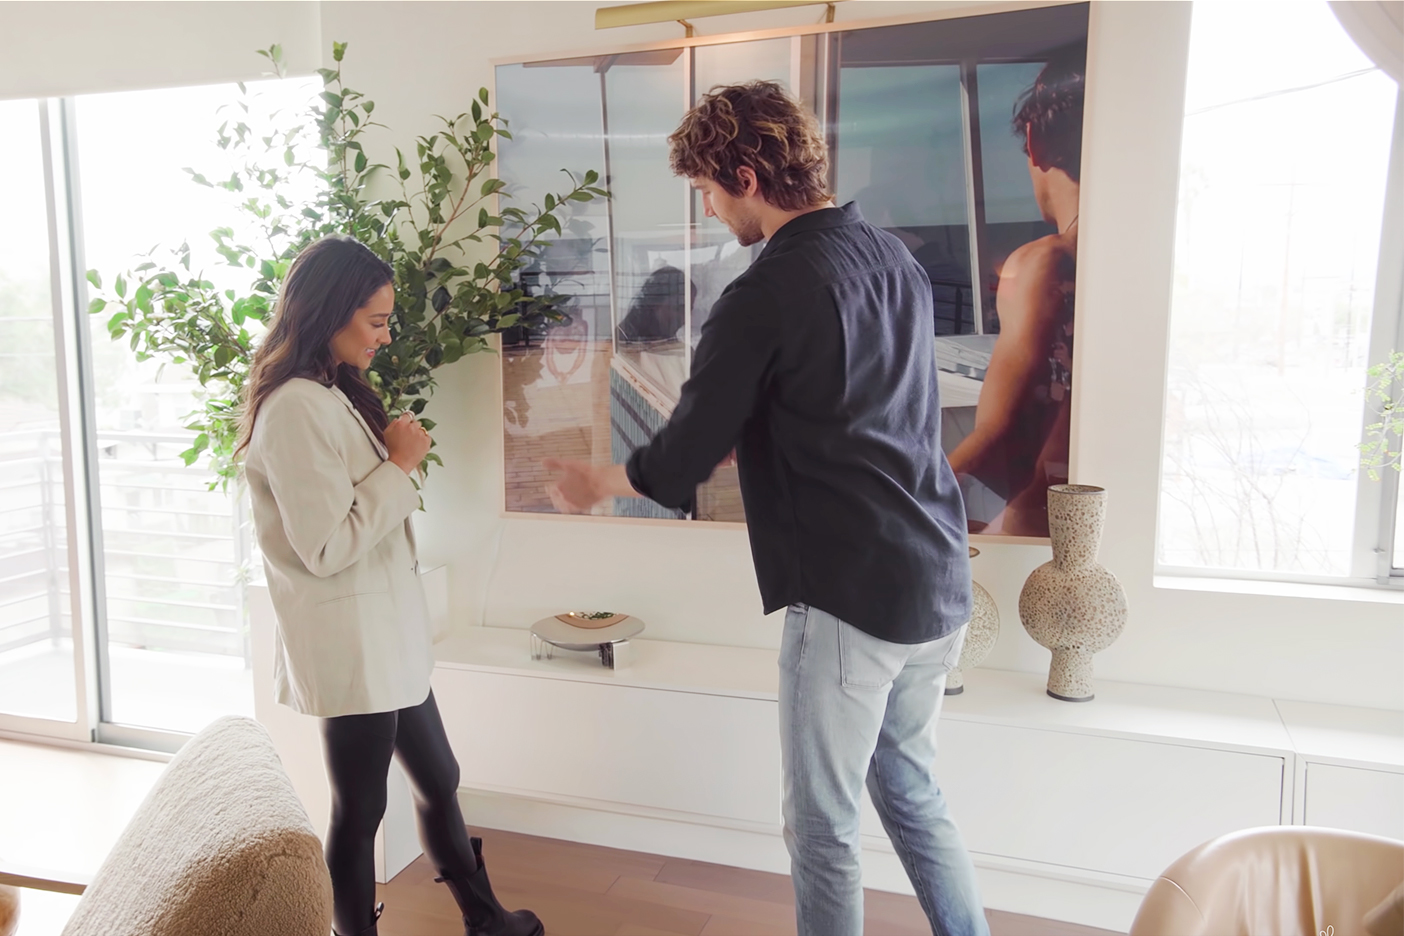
626;202;972;644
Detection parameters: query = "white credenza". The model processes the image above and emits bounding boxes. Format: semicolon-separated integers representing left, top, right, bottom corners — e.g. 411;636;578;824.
248;586;1404;932
429;628;1404;933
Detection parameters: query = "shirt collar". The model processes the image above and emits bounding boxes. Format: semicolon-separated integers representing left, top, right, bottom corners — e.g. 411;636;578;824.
762;201;863;253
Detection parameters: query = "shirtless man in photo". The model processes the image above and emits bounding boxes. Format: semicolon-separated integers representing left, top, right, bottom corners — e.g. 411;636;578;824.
947;47;1085;536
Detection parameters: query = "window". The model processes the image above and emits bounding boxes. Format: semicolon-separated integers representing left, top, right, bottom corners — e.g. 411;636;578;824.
0;100;77;724
0;76;322;748
1157;1;1402;584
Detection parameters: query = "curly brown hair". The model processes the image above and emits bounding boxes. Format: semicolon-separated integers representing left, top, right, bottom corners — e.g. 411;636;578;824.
668;81;830;211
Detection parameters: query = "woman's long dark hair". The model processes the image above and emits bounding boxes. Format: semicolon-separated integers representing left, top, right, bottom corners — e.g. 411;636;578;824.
237;235;395;456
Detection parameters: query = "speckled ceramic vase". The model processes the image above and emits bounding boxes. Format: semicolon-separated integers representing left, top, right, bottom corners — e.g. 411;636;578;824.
946;547;999;695
1018;484;1127;702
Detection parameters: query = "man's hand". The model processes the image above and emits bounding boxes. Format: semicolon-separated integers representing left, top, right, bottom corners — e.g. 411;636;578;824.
543;460;639;514
543;458;602;514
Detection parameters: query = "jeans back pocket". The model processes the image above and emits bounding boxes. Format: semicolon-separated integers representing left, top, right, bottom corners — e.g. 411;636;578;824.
837;618;907;690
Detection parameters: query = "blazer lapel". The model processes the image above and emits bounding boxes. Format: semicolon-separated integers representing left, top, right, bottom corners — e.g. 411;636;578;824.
327;383;418;562
327;384;389;459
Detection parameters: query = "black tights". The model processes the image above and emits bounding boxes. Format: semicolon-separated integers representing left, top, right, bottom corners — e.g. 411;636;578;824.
321;690;476;936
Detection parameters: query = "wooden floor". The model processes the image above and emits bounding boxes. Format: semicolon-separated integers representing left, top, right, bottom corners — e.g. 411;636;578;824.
376;829;1124;936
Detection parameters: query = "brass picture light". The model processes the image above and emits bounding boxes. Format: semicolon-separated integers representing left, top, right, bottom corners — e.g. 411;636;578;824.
595;0;847;36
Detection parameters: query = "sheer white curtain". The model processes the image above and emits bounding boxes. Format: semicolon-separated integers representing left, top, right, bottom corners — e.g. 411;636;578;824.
1330;1;1404;80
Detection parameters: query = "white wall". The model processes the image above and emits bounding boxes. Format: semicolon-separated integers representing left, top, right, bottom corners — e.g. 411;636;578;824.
348;0;1403;711
0;2;324;100
4;0;1399;711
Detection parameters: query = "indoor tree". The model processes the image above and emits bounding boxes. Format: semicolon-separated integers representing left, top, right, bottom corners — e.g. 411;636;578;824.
86;42;605;488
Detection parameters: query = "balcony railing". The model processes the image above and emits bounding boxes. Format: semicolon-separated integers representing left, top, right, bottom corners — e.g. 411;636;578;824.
0;426;250;664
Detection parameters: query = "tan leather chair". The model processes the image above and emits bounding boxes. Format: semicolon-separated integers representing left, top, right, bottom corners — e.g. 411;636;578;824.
1130;826;1404;936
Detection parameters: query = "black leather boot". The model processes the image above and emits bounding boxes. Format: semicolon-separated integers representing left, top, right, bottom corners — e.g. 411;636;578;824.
334;900;384;936
436;837;544;936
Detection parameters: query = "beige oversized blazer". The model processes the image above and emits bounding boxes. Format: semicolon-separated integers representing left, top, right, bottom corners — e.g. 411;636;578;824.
244;377;432;718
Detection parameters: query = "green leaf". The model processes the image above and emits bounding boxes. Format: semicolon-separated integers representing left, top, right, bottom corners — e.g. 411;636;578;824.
88;297;107;315
584;169;599;185
544;193;555;211
333;41;347;62
478;88;489;105
115;274;127;299
354;150;368;173
86;269;102;290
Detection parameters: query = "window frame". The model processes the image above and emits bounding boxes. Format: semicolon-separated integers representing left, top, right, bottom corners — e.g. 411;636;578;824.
1;83;310;750
1362;89;1404;586
1155;26;1404;592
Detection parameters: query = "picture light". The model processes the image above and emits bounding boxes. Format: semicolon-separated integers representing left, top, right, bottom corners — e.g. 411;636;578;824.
595;0;847;35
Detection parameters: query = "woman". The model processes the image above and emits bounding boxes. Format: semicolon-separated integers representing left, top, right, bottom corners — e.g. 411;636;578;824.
240;235;542;936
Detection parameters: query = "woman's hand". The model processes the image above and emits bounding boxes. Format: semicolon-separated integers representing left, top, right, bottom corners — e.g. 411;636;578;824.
385;412;432;475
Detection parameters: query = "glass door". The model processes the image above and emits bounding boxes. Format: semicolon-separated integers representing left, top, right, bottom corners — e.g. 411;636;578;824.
0;99;92;740
69;77;319;745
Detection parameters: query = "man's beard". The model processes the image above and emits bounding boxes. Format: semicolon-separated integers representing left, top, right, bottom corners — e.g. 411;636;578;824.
732;213;764;247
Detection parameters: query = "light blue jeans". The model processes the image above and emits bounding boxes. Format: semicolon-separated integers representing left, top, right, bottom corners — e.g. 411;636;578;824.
779;603;988;936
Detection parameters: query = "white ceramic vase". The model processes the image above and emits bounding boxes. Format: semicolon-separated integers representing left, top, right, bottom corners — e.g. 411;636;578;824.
1018;484;1127;702
946;547;999;695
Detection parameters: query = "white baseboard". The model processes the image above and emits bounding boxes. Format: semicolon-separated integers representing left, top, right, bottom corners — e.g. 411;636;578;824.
457;784;1148;933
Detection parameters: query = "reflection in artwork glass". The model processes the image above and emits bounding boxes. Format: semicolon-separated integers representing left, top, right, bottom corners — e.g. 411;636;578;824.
688;39;806;522
836;63;971;337
603;52;690;519
691;39;797;345
497;61;612;515
498;3;1090;537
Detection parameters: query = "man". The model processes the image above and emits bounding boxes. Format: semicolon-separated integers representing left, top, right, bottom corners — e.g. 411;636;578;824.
545;81;986;936
947;46;1085;536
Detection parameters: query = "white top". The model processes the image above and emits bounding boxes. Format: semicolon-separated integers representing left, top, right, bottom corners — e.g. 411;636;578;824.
244;378;432;717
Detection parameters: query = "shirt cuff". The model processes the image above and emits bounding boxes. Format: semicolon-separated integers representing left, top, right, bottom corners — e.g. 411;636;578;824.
363;458;421;519
625;448;695;516
624;449;650;500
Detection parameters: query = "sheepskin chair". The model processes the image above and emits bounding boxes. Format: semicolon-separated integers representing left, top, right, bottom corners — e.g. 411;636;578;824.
61;716;332;936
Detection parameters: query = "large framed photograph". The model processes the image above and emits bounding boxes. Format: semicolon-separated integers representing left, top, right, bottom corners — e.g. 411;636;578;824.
496;3;1089;539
